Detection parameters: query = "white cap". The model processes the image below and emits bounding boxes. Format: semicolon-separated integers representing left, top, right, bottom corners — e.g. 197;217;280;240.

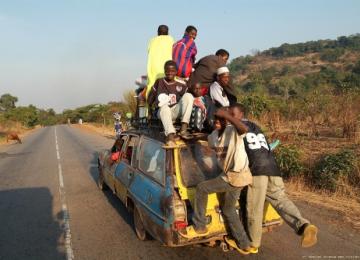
217;66;229;75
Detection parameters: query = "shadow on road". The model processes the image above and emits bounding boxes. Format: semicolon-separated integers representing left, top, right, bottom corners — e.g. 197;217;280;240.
0;187;65;260
0;152;31;159
88;152;134;229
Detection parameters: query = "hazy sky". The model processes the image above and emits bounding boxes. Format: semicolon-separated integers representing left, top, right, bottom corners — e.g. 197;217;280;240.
0;0;359;112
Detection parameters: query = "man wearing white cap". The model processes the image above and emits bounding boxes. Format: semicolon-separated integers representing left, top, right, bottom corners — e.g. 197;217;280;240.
209;66;237;108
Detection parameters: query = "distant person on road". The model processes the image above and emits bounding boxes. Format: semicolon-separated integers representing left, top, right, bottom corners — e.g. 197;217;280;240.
113;113;122;138
172;25;198;79
180;107;253;255
145;25;175;97
114;119;122;138
147;60;194;146
209;67;237;108
230;103;318;252
188;49;230;96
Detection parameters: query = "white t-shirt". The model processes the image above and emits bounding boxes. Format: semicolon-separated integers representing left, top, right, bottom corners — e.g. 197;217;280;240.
209;81;230;107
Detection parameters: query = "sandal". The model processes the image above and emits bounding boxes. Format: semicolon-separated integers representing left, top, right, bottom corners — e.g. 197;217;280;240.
179;130;193;140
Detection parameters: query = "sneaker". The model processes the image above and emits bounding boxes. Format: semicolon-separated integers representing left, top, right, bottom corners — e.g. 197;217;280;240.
301;224;318;248
179;225;209;239
248;246;259;254
224;236;251;255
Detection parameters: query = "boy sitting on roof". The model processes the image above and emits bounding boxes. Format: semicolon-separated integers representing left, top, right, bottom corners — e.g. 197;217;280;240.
148;60;194;146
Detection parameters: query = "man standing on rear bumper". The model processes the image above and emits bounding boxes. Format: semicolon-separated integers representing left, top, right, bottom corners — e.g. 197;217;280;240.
180;108;252;254
230;103;318;251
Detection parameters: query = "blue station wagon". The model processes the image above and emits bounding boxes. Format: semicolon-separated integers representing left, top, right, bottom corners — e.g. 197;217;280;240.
97;130;282;248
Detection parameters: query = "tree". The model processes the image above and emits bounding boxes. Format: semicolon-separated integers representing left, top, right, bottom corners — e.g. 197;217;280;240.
38;108;58;126
277;77;296;100
0;94;18;111
4;105;39;127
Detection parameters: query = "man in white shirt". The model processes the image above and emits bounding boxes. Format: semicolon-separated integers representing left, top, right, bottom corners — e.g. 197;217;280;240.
209;67;236;108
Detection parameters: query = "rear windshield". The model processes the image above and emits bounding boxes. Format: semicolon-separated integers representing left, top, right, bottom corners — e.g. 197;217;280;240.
179;142;222;187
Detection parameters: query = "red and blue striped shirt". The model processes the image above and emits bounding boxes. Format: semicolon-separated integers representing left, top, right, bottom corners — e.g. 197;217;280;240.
172;36;197;78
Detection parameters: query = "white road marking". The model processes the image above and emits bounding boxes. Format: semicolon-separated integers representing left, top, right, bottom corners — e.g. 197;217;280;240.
55;127;74;260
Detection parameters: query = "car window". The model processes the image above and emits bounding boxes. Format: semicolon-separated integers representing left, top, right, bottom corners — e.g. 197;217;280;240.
119;135;128;152
180;142;221;187
123;135;138;166
138;138;165;185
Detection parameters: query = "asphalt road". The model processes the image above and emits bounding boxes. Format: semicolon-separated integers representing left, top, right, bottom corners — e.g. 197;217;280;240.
0;125;359;260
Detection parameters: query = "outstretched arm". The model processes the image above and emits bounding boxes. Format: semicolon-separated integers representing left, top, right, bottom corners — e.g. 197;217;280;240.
214;108;248;135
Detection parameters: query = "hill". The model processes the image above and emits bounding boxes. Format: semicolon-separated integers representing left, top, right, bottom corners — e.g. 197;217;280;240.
230;34;360;97
227;34;360;208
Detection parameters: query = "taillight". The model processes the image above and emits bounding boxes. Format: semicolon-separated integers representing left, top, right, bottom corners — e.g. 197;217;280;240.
174;220;187;230
172;192;187;230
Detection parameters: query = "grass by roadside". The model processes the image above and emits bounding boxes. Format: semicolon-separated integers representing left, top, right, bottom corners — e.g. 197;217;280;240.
72;123;115;139
286;178;360;230
0;123;40;145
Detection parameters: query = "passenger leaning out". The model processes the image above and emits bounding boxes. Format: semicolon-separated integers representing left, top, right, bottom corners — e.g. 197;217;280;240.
180;107;253;255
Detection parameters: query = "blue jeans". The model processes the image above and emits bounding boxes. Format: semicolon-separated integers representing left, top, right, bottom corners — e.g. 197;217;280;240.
192;176;250;248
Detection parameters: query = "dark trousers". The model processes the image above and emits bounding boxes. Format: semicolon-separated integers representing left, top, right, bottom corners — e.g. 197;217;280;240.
192;176;250;248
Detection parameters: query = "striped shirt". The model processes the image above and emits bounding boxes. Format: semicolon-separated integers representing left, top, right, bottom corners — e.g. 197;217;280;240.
172;36;197;78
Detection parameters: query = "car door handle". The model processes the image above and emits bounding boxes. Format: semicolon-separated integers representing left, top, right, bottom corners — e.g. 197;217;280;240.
146;190;153;204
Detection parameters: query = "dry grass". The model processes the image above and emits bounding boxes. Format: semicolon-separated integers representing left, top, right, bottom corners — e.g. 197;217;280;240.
72;123;115;138
286;178;360;230
0;122;27;144
261;110;360;229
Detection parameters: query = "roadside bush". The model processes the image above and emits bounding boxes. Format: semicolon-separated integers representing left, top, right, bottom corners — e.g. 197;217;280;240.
311;149;357;192
240;95;268;119
274;144;304;179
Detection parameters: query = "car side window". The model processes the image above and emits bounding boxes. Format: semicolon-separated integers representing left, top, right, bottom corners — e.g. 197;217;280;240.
119;135;128;152
123;135;138;166
139;138;165;185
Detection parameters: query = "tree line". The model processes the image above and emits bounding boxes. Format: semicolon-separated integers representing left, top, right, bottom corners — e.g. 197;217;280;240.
0;91;136;128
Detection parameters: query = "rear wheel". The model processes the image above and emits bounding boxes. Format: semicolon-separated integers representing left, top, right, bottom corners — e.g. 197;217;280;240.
98;162;108;190
134;206;149;241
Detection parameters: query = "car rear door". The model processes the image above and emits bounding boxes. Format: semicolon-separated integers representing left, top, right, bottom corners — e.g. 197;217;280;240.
128;137;170;236
114;134;139;204
103;135;128;191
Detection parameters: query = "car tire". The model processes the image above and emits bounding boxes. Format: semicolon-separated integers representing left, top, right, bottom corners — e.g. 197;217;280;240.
98;163;108;190
134;206;149;241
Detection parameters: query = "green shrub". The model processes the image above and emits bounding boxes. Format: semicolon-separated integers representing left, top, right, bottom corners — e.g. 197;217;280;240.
274;144;304;179
312;149;357;192
240;95;269;119
320;48;345;62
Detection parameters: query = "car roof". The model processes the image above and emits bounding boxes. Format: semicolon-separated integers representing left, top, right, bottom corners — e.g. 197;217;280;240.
122;128;208;146
121;129;165;143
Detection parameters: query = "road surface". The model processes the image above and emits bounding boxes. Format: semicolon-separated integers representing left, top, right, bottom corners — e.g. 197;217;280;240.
0;125;359;260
